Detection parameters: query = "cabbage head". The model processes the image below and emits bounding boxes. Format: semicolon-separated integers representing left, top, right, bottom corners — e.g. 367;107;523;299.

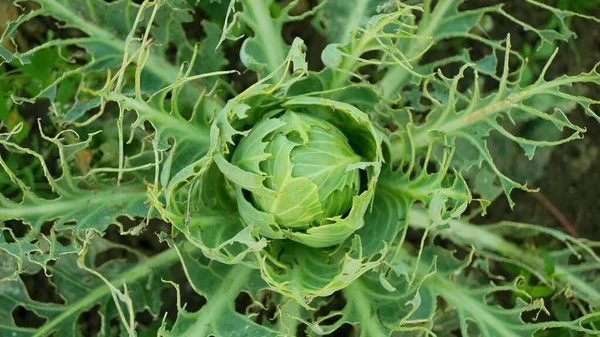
214;100;382;248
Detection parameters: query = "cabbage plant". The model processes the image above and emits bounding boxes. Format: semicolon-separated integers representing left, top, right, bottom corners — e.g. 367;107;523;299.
1;0;600;336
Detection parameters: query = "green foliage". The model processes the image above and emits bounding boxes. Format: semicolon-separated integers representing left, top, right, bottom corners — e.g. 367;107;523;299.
0;235;175;337
1;0;600;336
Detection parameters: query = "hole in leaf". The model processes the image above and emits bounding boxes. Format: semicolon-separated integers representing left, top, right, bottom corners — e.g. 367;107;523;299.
40;221;53;236
427;159;440;175
371;252;383;261
56;235;72;247
314;292;347;326
168;263;207;313
94;247;139;268
181;10;208;42
4;220;30;239
78;304;102;337
250;289;277;325
418;95;431;110
12;305;47;328
109;317;123;335
355;50;381;83
159;286;178;331
487;289;517;310
358;169;369;194
181;283;207;313
165;42;178;65
325;323;354;336
418;157;427;171
102;219;170;256
296;323;309;337
1;228;16;244
408;166;418;181
135;309;156;331
281;7;326;71
21;270;65;304
265;301;278;323
235;292;253;315
116;215;137;232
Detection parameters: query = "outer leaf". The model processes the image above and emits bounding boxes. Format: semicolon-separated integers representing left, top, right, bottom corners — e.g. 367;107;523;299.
381;127;471;225
413;245;600;337
1;0;226;123
0;127;149;279
316;0;599;207
311;266;434;337
377;0;595;99
0;236;179;337
159;241;282;337
221;0;323;78
306;240;600;337
410;209;600;311
391;49;600;206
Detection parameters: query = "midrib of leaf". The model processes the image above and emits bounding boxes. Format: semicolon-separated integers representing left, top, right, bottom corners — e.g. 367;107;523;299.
277;299;302;334
412;0;454;54
31;243;188;337
344;279;389;337
42;0;202;92
325;0;382;89
0;186;145;219
243;0;286;75
339;0;369;45
182;263;254;337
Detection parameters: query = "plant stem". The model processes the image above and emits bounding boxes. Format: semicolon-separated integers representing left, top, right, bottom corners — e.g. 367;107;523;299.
378;0;455;100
